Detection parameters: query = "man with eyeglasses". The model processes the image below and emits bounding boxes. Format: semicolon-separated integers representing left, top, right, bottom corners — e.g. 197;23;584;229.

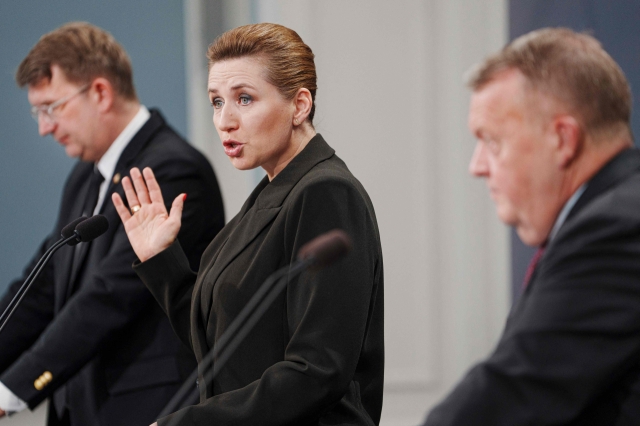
0;22;225;426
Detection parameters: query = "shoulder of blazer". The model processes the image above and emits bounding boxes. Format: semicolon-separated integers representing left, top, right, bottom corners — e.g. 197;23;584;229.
300;154;377;208
547;149;640;253
566;148;640;222
252;134;335;211
534;165;640;293
117;109;211;171
113;108;172;171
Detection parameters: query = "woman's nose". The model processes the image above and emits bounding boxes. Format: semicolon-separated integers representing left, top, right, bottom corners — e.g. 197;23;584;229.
216;104;239;132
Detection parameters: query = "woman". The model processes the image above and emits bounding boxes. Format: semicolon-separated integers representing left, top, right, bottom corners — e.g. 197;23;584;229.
113;23;384;426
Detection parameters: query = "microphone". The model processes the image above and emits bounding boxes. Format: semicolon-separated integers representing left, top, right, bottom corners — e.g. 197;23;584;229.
61;216;90;241
61;216;89;246
297;229;352;269
72;214;109;244
0;215;108;335
159;229;352;422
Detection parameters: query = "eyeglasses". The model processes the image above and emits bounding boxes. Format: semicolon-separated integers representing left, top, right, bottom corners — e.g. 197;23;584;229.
30;84;90;123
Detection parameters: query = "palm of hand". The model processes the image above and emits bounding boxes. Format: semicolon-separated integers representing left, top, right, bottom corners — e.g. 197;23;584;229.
112;167;185;263
123;201;179;262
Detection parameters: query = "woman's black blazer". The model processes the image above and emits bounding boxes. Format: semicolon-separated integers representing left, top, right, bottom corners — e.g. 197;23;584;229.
137;134;384;425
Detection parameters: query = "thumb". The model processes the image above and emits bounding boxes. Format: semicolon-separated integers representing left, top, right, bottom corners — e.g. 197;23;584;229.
168;193;186;225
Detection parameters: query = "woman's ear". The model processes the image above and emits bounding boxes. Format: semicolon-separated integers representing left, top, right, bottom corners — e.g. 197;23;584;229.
292;88;313;126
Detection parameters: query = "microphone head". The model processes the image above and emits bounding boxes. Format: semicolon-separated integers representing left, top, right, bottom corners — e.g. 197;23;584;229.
297;229;352;269
61;216;89;245
74;215;109;243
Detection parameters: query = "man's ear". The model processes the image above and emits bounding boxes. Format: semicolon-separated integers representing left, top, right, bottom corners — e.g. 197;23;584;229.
554;115;583;168
90;77;115;113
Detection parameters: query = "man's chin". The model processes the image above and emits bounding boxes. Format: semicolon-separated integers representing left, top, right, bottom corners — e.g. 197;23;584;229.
494;206;517;227
494;208;545;245
515;226;547;247
65;146;83;159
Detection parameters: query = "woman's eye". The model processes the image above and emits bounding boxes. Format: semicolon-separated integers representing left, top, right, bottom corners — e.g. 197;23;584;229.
211;99;224;109
239;95;252;105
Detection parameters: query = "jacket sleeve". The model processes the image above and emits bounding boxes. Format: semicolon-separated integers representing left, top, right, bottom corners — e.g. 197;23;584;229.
158;177;381;425
424;208;640;425
0;162;215;409
134;241;198;350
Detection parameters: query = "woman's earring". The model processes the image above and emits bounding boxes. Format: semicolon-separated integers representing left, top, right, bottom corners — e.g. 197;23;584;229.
294;119;299;125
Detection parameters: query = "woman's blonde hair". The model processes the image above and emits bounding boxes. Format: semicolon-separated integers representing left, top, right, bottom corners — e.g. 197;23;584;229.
207;23;317;123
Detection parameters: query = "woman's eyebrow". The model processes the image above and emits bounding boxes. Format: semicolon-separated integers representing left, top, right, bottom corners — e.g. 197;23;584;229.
208;83;256;94
230;82;256;91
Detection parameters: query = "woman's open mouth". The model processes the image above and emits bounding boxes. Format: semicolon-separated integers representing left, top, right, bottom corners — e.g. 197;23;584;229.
223;140;244;157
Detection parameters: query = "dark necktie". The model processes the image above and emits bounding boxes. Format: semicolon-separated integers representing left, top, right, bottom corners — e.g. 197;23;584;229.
72;167;104;268
82;168;105;216
70;168;104;288
522;245;546;289
55;168;104;417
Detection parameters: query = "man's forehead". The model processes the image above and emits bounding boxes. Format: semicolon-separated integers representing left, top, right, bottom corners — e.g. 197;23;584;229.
27;73;61;102
475;69;527;103
469;71;527;125
28;75;52;90
27;66;78;104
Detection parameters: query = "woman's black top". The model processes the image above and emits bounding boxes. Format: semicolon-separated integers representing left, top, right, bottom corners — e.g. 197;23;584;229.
136;134;384;425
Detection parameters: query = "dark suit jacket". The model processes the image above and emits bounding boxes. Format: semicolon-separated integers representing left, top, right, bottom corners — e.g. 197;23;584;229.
0;109;225;426
136;134;385;425
424;148;640;425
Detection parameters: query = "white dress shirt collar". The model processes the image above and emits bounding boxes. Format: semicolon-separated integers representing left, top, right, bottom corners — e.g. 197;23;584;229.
96;105;150;183
548;183;587;242
93;105;151;214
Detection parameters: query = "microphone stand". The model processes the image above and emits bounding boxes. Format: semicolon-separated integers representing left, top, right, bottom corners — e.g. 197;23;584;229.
159;258;314;424
0;215;108;335
0;234;78;335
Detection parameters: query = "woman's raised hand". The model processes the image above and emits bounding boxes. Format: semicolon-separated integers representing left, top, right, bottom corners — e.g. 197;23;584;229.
112;167;185;263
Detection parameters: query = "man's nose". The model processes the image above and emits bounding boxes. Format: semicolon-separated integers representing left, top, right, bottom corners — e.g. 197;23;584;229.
469;142;489;177
37;115;56;136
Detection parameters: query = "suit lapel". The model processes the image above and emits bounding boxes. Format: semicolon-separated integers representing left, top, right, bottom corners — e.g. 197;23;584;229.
58;163;94;305
204;134;334;290
195;134;335;347
186;176;270;364
64;111;164;300
104;109;165;207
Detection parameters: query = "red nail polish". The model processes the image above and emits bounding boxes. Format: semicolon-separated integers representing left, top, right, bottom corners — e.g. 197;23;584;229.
183;194;187;202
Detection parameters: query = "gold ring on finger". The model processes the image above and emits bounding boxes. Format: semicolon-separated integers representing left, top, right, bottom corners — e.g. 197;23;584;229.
131;205;141;215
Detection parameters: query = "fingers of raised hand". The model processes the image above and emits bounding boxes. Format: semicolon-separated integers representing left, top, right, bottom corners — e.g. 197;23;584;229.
168;193;186;225
130;167;152;205
121;173;141;211
112;193;132;223
142;167;165;205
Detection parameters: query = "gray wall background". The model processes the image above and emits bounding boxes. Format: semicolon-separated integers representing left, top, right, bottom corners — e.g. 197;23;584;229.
509;0;640;300
0;1;187;292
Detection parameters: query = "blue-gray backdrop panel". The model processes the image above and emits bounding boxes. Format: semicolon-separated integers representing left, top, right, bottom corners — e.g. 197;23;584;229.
0;1;187;292
510;0;640;300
